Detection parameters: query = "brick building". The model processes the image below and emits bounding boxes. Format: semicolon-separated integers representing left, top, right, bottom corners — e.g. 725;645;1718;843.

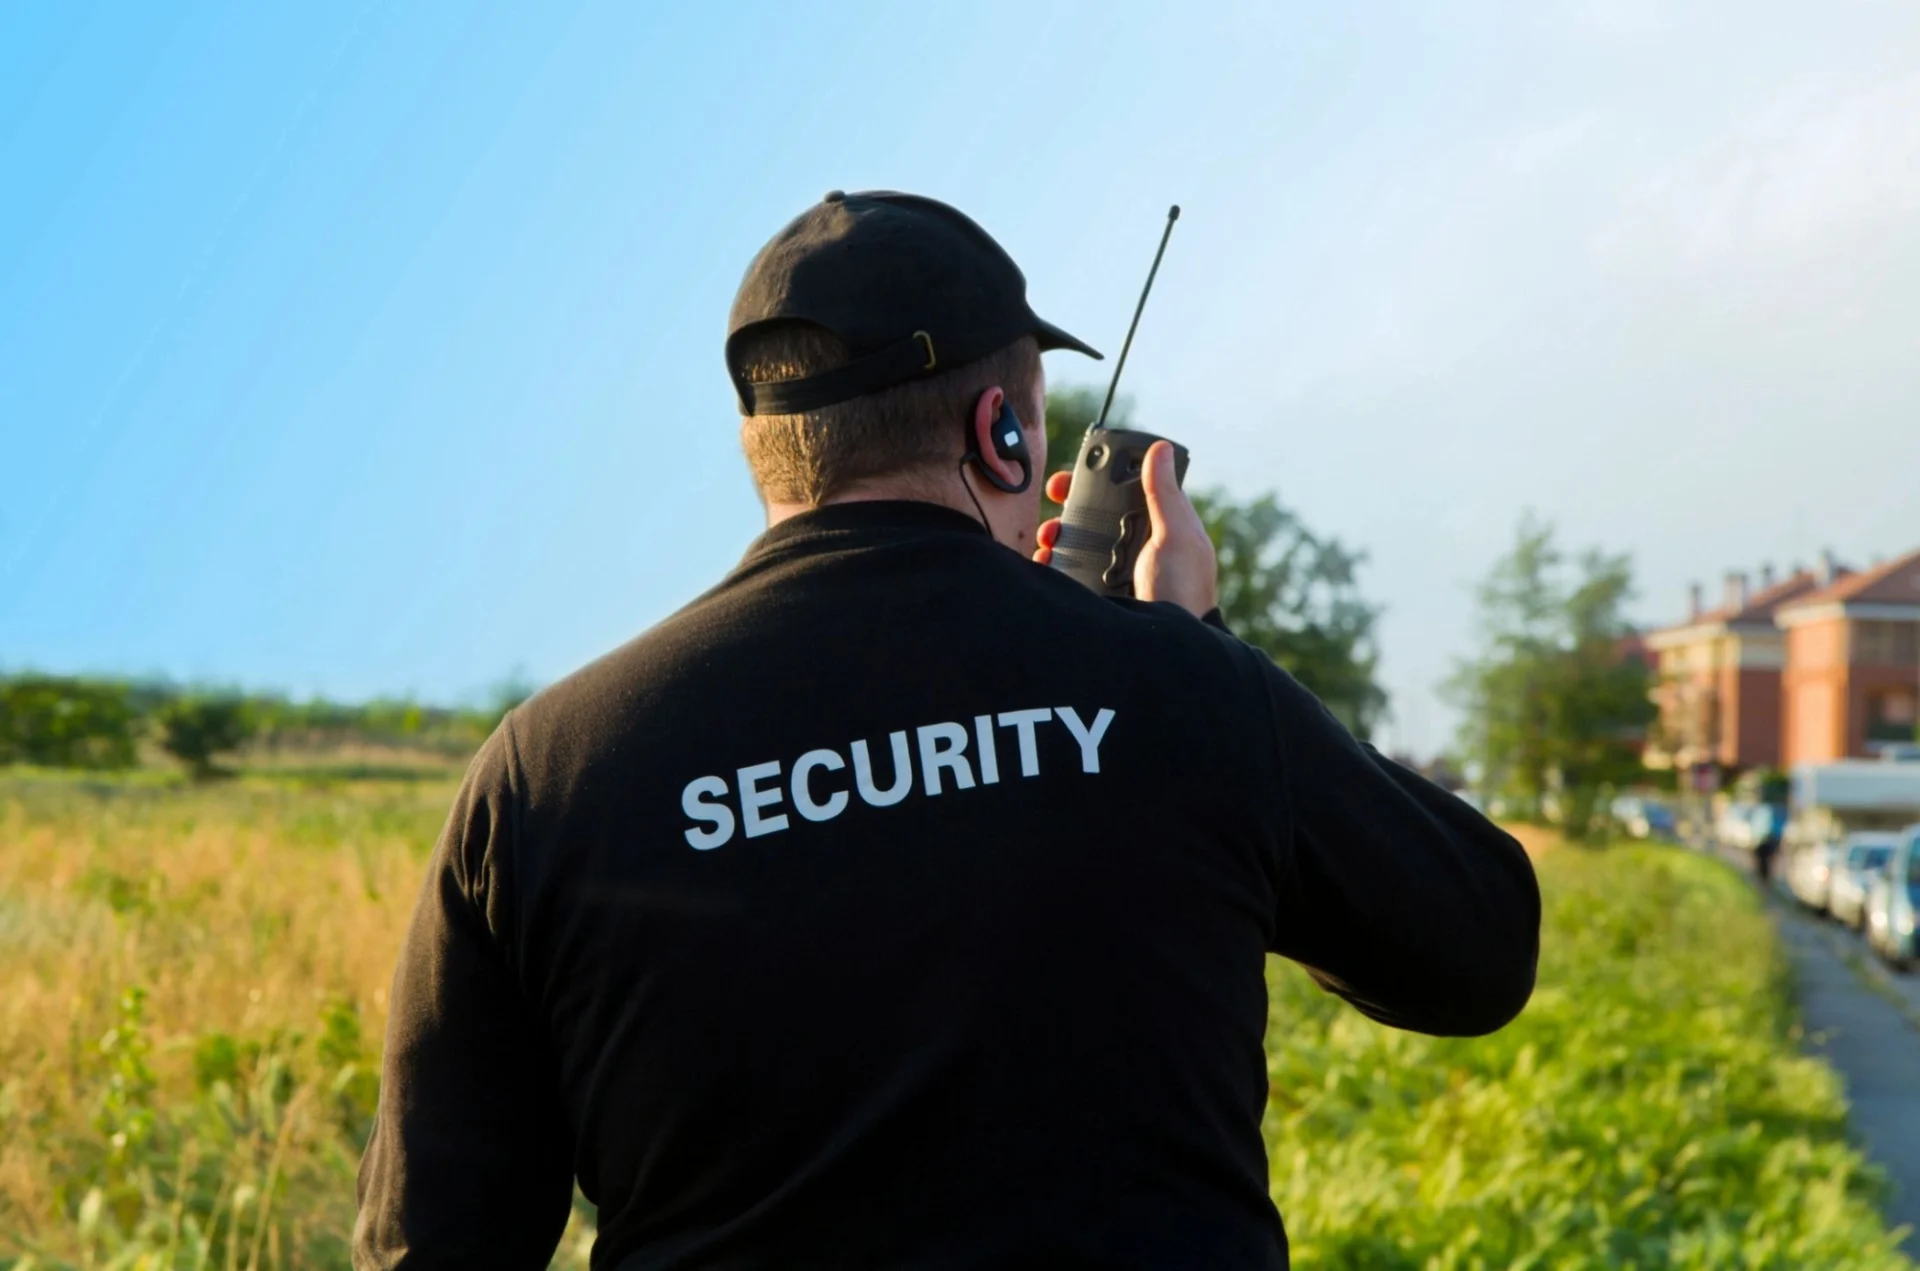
1644;566;1823;773
1777;548;1920;765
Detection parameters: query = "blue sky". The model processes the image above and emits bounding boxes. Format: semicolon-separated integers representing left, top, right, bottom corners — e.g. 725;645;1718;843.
7;1;1920;755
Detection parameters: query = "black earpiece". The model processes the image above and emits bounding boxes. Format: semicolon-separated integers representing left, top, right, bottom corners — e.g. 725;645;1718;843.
966;401;1032;495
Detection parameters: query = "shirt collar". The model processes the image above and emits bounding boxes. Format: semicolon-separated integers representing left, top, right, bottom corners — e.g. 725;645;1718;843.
741;500;992;565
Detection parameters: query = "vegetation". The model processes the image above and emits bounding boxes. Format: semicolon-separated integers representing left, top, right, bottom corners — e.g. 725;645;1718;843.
0;677;139;770
1268;840;1913;1268
1446;514;1656;837
155;697;252;780
1197;490;1387;739
1;771;1907;1267
0;674;510;780
1045;387;1387;739
0;771;596;1270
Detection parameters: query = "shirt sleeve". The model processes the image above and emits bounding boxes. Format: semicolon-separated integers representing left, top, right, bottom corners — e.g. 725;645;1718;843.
354;720;575;1269
1255;660;1541;1037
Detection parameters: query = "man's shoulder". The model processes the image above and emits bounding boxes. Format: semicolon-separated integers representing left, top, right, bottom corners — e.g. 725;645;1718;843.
500;589;737;777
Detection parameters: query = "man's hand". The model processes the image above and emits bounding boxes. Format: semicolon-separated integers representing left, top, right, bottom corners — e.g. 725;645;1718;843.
1033;440;1219;619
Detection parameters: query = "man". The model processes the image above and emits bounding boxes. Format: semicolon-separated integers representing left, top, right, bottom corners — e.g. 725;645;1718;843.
354;190;1539;1269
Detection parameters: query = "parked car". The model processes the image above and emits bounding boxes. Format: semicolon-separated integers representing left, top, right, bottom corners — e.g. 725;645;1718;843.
1787;840;1845;913
1611;796;1677;841
1865;826;1920;971
1826;833;1899;931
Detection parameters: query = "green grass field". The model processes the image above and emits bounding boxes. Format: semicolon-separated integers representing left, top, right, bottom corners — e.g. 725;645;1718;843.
0;770;1910;1269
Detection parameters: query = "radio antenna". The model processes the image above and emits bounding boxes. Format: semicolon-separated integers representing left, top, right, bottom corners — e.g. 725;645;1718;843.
1094;204;1180;430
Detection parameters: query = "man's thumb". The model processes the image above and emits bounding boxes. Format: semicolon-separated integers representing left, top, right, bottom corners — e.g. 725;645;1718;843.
1140;440;1179;538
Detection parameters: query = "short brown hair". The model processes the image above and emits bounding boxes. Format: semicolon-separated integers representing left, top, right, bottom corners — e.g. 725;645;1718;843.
735;323;1041;505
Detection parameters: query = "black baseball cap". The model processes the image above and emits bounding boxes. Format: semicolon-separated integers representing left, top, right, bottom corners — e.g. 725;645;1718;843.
726;190;1102;416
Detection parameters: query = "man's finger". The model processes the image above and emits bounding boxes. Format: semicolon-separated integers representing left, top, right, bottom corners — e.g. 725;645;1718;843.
1044;470;1072;505
1140;440;1181;542
1032;518;1062;564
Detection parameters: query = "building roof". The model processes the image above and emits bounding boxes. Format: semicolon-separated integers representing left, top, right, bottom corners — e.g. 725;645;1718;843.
1649;570;1824;639
1777;547;1920;613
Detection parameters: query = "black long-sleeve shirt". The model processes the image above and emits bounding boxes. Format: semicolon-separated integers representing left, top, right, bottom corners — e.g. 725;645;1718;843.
353;500;1539;1270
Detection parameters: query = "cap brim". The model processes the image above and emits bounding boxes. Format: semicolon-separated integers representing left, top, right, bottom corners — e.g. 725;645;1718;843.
1032;316;1103;360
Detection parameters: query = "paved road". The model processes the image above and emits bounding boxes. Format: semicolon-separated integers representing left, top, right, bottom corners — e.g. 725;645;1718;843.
1774;908;1920;1248
1711;843;1920;1249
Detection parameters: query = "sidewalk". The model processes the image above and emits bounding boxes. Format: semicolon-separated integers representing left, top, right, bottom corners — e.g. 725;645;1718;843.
1767;886;1920;1250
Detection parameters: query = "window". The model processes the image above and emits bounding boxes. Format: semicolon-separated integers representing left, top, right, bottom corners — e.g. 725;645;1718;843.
1853;621;1920;666
1867;689;1919;743
1856;846;1894;872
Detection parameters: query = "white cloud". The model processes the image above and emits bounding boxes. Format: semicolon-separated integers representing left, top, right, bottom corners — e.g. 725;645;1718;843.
1593;73;1920;270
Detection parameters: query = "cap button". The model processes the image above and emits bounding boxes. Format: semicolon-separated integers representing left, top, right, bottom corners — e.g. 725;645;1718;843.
823;189;845;203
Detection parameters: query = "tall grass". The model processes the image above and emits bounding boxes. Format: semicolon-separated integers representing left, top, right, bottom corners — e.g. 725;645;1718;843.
0;773;473;1269
0;773;1909;1267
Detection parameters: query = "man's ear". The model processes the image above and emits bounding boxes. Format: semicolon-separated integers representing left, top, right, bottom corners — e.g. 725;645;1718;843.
970;386;1004;458
970;386;1030;494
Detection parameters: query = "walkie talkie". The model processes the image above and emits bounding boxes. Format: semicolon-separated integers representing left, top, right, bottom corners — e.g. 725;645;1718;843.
1049;205;1189;597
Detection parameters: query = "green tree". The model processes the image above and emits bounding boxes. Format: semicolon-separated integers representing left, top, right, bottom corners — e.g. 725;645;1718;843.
1446;514;1654;838
1197;491;1388;739
0;675;138;769
1043;387;1388;740
156;695;253;780
1449;516;1562;811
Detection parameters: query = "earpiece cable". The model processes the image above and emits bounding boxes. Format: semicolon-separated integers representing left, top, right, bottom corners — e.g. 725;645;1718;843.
958;458;992;533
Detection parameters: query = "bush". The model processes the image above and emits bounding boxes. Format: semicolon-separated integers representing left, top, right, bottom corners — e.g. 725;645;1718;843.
5;987;376;1270
0;676;137;769
1265;842;1913;1267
